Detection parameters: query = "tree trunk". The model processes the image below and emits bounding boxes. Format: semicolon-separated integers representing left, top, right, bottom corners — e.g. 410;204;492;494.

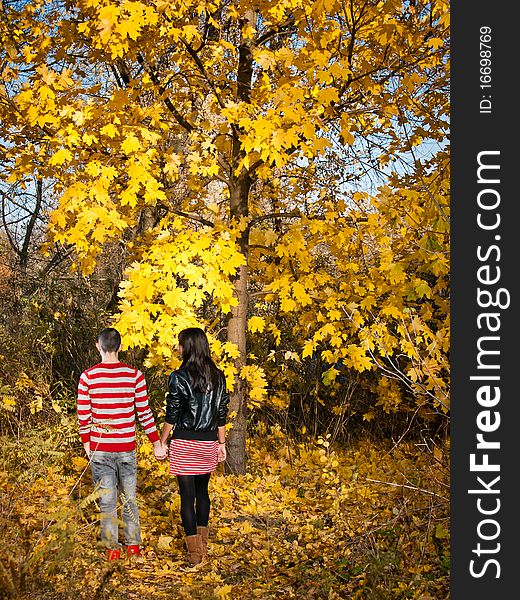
224;9;255;475
225;169;251;474
225;261;249;474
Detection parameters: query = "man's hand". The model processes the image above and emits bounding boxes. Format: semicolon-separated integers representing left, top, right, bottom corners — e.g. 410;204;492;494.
153;441;168;460
83;441;91;458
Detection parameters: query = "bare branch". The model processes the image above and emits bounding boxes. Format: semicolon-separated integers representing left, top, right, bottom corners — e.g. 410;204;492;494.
366;477;448;502
20;179;43;268
170;209;214;228
1;189;19;257
249;212;301;227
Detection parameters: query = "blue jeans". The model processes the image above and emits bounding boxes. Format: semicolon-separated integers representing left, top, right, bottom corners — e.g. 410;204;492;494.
90;450;141;549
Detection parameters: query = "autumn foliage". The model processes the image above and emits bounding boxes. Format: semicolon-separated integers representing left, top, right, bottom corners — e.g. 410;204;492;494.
1;0;449;597
0;425;449;599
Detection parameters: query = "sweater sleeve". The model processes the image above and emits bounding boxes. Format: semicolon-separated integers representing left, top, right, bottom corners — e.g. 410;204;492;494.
77;372;91;444
165;372;181;426
134;369;160;443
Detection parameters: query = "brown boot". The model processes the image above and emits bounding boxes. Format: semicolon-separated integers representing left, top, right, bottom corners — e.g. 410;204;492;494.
185;534;203;565
197;526;209;556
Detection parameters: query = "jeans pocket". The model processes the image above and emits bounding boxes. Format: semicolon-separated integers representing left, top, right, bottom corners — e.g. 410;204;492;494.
117;451;136;480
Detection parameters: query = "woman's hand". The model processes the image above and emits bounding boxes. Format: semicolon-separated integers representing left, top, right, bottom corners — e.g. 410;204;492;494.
158;423;174;457
217;443;226;463
153;440;168;460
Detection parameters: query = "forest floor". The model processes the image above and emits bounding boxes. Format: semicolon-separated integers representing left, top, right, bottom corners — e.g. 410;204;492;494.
0;421;449;600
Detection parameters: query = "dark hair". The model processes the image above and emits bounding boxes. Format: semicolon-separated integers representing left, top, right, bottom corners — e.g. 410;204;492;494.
178;328;222;392
98;328;121;353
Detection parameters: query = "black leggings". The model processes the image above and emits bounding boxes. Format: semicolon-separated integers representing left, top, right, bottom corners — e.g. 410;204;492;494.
176;473;211;536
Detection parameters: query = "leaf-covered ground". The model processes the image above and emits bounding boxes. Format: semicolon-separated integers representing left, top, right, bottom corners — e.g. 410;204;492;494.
0;423;449;599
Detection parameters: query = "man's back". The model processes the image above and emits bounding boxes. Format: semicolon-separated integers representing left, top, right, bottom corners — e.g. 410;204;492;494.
78;361;158;452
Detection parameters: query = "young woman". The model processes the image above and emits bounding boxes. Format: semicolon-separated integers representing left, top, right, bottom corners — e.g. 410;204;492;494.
159;327;229;565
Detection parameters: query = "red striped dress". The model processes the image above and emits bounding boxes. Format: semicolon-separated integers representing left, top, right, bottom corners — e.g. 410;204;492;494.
77;362;159;452
169;439;218;476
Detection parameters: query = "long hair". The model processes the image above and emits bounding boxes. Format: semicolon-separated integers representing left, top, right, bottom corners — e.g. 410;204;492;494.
178;328;222;392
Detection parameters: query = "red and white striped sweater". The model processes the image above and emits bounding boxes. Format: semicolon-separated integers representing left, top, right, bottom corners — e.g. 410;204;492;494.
77;362;160;452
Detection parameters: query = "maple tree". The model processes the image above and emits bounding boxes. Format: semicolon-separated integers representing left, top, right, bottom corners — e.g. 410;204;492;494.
0;0;450;473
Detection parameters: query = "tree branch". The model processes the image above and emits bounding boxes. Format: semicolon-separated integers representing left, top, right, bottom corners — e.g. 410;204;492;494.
181;37;226;110
396;105;450;225
170;209;214;228
0;189;19;258
19;179;43;268
366;478;448;502
249;212;301;227
136;53;195;133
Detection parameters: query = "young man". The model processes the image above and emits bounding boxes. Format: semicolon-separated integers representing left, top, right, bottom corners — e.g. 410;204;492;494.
77;327;167;560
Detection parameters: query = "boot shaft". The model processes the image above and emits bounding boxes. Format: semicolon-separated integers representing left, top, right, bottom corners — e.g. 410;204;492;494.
197;526;209;556
185;534;203;565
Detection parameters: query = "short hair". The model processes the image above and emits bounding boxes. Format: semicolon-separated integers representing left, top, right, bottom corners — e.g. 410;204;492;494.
98;328;121;353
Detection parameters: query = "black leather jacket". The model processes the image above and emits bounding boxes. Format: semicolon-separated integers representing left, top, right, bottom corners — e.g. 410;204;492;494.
165;367;229;441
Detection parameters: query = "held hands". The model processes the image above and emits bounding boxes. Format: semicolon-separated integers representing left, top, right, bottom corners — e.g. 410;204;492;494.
217;442;226;463
153;440;168;460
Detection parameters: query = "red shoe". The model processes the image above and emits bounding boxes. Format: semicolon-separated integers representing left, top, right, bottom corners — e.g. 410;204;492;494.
106;549;121;561
126;545;141;557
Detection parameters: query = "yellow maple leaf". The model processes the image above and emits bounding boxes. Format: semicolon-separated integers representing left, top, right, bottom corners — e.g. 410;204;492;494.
100;123;118;138
121;133;141;154
71;456;89;473
380;306;402;319
49;148;73;166
119;187;138;207
322;366;339;386
302;339;316;358
157;535;173;551
387;262;407;284
346;345;373;372
248;316;265;333
292;281;311;305
1;396;16;412
280;297;296;312
214;585;234;600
